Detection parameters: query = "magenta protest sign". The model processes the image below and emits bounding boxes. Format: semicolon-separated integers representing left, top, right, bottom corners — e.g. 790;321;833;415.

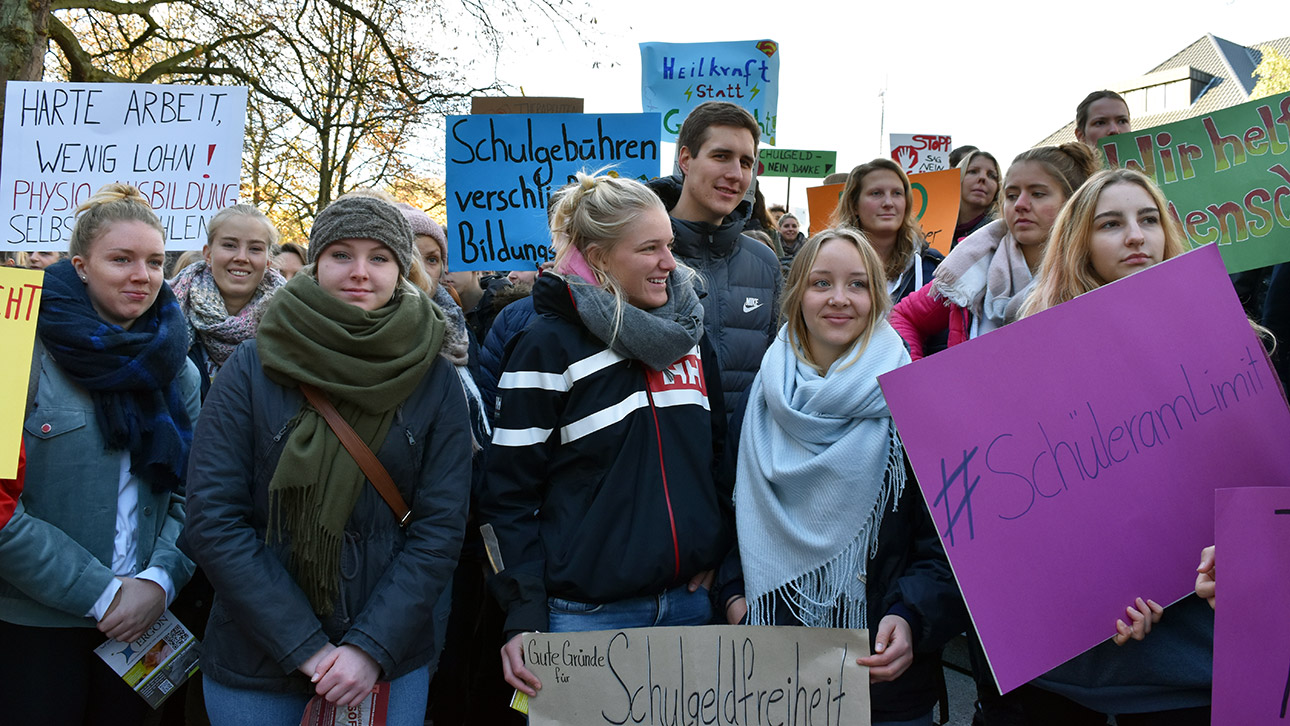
878;244;1290;693
1213;487;1290;725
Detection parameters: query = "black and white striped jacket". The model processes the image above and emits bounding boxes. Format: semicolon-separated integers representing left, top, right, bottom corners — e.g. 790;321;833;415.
480;274;732;637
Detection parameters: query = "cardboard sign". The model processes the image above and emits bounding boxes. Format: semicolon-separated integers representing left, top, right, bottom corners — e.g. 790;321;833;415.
445;113;660;271
0;267;42;478
640;40;780;146
1;82;248;251
1100;92;1290;274
805;183;844;237
1213;487;1290;725
908;169;961;256
890;133;951;174
758;149;836;178
472;97;584;115
519;625;870;726
879;244;1290;693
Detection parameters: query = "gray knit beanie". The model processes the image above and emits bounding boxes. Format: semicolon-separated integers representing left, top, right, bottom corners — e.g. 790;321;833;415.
308;196;414;276
395;202;448;262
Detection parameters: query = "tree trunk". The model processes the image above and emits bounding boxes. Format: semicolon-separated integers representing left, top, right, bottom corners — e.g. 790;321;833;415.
0;0;51;153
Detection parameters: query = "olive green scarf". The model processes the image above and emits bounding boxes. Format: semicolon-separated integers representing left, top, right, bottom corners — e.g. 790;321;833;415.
257;271;445;615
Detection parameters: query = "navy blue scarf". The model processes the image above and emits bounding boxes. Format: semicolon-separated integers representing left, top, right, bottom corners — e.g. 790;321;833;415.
38;260;193;492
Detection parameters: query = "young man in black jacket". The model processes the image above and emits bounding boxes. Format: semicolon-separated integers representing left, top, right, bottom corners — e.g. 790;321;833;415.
647;101;783;421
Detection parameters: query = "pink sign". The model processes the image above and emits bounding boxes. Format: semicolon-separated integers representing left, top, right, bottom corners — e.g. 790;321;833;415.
1213;487;1290;725
878;244;1290;693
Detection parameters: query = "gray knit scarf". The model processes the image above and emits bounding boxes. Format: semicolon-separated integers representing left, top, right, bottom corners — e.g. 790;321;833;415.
169;260;284;368
562;271;704;371
737;321;910;629
431;284;470;366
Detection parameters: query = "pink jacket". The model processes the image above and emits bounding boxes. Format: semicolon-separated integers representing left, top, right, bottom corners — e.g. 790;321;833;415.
889;282;972;361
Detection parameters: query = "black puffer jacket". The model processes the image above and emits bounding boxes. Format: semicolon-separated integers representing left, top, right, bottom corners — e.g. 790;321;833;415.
184;341;471;692
481;274;733;638
647;175;783;419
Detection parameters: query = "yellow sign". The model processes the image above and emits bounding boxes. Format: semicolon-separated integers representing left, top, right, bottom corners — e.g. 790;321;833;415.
0;267;43;479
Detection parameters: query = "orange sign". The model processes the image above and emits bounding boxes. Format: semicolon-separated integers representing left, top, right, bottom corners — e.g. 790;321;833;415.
908;168;961;256
806;170;961;256
805;183;845;237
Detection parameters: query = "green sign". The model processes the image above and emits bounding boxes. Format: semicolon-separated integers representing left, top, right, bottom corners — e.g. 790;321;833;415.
1100;92;1290;274
758;148;837;178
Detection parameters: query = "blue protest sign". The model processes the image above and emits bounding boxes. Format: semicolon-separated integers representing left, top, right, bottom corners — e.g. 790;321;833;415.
640;40;779;146
445;113;661;271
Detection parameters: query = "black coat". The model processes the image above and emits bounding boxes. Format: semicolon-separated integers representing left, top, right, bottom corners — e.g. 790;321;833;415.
184;341;471;692
481;274;733;638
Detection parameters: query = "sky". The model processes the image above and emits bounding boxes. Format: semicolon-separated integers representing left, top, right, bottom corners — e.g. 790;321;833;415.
441;0;1285;218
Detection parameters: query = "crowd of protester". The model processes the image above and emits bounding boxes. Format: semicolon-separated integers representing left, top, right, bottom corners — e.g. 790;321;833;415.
3;92;1280;726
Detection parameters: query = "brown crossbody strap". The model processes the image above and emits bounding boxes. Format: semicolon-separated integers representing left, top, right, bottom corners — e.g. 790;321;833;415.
299;383;411;527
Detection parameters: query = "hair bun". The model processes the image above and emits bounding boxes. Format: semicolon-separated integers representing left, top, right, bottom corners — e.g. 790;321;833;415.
577;172;597;193
75;182;150;215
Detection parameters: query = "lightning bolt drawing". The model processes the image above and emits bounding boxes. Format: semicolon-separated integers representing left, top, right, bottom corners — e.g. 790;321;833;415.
749;85;760;100
684;86;693;102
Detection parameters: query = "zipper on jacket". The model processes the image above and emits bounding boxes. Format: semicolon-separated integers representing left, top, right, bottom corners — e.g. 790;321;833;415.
394;405;415;446
272;419;292;443
644;382;682;581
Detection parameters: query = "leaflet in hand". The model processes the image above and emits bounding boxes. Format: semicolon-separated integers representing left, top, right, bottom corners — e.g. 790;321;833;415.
94;609;200;708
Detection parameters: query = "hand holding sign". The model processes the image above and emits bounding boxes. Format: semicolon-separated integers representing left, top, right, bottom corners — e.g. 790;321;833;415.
856;614;914;682
1195;546;1216;609
516;626;871;726
1111;597;1164;646
879;246;1290;693
501;634;541;696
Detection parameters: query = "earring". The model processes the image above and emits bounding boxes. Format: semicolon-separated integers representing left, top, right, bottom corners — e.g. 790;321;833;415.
80;275;87;282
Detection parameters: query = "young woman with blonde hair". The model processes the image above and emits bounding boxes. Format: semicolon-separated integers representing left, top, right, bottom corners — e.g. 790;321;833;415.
483;171;731;698
1006;168;1210;725
1021;168;1187;315
729;227;964;726
1;183;201;724
169;204;285;396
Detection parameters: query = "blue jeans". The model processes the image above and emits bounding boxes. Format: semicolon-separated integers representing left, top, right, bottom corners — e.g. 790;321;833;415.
547;583;713;633
204;664;430;726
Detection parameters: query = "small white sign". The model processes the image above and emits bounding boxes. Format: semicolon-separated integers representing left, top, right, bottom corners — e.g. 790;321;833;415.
889;133;952;174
